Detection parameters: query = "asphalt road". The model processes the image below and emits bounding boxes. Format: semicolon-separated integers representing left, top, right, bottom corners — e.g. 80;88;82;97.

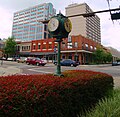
2;61;120;77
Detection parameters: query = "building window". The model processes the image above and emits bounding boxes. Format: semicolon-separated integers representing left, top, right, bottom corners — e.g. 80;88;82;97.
68;53;72;59
16;46;20;51
85;44;88;50
62;43;66;48
48;44;52;49
33;43;36;50
62;55;65;59
74;42;78;48
48;42;52;49
82;43;84;49
38;43;41;49
90;45;93;50
29;46;30;50
54;42;57;48
21;46;30;51
68;35;72;42
68;42;72;49
22;46;24;51
42;43;46;49
43;44;46;49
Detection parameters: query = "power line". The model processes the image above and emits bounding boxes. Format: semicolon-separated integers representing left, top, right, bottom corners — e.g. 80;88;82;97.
67;7;120;18
39;7;120;24
106;0;120;20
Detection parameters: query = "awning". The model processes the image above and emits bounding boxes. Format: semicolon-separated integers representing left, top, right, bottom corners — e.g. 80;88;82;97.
61;50;92;54
30;52;55;55
20;52;31;55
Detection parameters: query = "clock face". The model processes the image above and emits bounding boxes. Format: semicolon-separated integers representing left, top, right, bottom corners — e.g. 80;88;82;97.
48;18;59;32
64;19;72;33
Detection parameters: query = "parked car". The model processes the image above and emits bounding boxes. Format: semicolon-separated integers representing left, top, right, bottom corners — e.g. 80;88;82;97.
41;58;47;64
53;59;63;65
112;61;120;66
17;57;27;63
61;59;80;67
26;57;46;66
13;57;20;61
0;57;6;60
53;59;80;67
7;57;14;61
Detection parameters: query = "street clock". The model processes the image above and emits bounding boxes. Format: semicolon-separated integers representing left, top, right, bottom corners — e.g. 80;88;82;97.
47;13;72;76
64;18;72;33
48;18;59;32
48;13;72;39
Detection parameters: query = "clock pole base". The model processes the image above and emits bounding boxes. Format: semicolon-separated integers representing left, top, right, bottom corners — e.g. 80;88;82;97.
54;73;64;77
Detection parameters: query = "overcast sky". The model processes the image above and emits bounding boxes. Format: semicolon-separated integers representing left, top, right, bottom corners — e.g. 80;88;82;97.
0;0;120;51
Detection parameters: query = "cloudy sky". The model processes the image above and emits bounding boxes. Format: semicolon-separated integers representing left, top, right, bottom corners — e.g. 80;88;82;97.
0;0;120;51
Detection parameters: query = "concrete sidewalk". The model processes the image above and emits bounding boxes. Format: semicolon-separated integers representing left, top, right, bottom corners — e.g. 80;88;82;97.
113;77;120;89
0;65;22;76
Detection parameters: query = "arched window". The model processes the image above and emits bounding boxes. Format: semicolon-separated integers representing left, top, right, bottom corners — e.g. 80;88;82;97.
85;44;88;50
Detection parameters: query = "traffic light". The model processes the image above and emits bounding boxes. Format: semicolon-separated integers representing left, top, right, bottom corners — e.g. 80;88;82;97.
111;12;120;20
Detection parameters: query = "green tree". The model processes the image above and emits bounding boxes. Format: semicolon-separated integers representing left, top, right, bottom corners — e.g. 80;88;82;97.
93;47;112;64
93;47;105;64
106;52;112;63
4;36;17;57
116;59;120;62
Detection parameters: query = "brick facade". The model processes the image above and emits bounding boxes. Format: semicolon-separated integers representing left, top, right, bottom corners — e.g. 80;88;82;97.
17;35;99;64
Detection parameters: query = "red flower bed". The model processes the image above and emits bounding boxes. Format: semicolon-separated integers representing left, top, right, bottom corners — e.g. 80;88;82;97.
0;70;113;117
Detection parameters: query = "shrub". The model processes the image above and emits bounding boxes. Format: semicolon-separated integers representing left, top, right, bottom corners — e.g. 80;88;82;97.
0;70;113;117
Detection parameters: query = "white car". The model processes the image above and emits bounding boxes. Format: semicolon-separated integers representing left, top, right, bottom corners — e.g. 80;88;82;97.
7;57;14;61
41;58;47;64
17;57;27;63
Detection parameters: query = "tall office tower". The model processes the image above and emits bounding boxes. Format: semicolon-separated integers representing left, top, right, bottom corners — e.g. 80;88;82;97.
66;3;101;43
12;3;56;42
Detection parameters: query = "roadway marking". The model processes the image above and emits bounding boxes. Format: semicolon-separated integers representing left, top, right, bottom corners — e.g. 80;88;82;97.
28;68;53;74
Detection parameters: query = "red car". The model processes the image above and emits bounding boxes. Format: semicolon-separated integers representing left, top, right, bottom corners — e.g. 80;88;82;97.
26;57;46;66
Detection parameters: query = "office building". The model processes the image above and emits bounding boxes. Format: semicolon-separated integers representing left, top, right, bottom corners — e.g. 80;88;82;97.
65;3;101;43
12;3;56;42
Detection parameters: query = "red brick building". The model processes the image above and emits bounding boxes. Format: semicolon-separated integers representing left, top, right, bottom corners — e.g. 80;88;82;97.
61;35;99;64
16;41;31;56
17;35;99;64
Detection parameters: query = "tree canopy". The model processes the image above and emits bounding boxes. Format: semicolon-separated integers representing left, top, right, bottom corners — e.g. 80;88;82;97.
93;47;112;64
4;36;17;57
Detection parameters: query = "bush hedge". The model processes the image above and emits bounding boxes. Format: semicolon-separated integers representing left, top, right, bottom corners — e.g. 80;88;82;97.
0;70;113;117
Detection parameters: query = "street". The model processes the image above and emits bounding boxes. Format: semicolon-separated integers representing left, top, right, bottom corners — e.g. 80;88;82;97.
1;60;120;77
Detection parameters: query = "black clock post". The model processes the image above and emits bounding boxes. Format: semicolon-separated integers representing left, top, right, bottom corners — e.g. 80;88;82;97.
48;13;72;76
